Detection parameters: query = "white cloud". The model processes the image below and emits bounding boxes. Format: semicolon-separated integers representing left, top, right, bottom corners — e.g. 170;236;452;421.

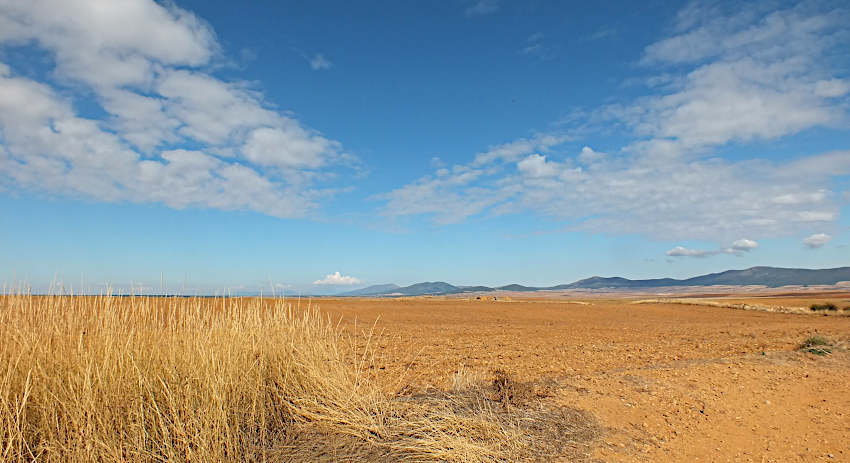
0;0;215;88
642;3;837;66
775;151;850;178
589;27;617;41
526;32;544;43
0;0;352;218
377;1;850;244
666;246;712;258
473;133;570;165
242;126;336;169
577;146;605;165
667;239;758;258
154;70;280;145
521;43;543;56
623;58;843;152
628;3;849;154
772;190;828;205
517;154;558;178
465;0;499;16
520;32;552;59
377;165;509;225
309;53;332;71
730;239;759;252
803;233;831;248
313;272;361;285
814;79;850;98
0;75;312;216
380;139;844;240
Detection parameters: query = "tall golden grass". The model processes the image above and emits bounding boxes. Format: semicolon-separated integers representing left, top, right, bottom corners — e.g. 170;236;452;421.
0;293;561;462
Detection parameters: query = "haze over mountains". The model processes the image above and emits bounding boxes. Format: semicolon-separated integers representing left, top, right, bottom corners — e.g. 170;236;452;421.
336;267;850;297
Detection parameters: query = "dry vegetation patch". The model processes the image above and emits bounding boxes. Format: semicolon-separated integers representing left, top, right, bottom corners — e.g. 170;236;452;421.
797;335;846;356
0;295;597;462
632;298;812;314
809;302;838;312
405;368;600;462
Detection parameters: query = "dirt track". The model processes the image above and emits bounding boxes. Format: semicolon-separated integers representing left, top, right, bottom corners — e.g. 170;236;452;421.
314;295;850;462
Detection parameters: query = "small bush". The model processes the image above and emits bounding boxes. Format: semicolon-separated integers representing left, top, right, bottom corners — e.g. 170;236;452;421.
799;335;833;355
810;302;838;311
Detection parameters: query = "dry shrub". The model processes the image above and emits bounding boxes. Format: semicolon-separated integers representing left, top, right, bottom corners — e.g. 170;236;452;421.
798;335;833;355
488;370;533;408
810;303;838;312
0;294;597;462
439;369;598;462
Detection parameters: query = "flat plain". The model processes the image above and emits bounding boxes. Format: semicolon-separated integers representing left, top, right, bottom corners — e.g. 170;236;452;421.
318;292;850;462
3;292;848;462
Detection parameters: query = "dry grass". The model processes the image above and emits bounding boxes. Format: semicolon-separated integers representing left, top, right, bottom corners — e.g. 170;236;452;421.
631;298;812;314
0;294;595;462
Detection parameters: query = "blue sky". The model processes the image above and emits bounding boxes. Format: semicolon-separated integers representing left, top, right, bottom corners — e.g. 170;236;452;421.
1;0;848;294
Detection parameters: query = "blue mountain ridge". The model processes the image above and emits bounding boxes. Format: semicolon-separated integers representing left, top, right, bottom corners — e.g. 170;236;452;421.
334;266;850;297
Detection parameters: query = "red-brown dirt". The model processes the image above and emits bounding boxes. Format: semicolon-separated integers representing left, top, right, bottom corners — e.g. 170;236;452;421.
310;294;850;462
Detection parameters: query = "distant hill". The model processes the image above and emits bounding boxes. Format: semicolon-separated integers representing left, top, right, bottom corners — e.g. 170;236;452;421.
677;266;850;287
549;276;680;290
335;267;850;296
395;282;464;295
497;284;541;291
550;267;850;289
337;283;400;296
458;285;495;292
337;282;464;297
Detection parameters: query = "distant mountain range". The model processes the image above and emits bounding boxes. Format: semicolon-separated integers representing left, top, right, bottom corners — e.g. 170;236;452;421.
338;283;401;296
336;266;850;297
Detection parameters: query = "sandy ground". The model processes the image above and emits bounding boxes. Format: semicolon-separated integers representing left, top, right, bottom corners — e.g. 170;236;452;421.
309;293;850;462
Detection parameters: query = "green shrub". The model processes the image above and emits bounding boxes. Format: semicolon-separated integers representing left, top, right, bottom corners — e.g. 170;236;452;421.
799;335;832;355
810;302;838;311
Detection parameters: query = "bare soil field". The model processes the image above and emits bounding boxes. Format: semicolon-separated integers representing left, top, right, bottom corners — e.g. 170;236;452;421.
315;293;850;462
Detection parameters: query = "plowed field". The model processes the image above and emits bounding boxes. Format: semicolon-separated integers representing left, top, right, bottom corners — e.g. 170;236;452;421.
316;294;850;462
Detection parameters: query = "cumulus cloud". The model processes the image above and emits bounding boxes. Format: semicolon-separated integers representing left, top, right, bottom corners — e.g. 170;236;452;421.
377;1;850;244
313;272;361;285
0;0;352;217
803;233;831;248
